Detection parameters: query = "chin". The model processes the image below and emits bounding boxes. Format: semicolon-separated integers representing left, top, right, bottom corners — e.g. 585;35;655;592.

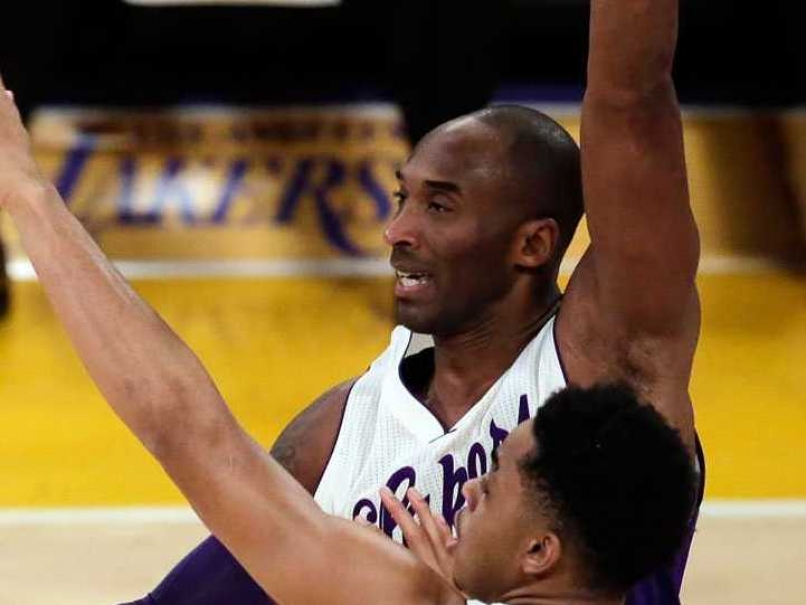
395;305;439;334
395;302;470;337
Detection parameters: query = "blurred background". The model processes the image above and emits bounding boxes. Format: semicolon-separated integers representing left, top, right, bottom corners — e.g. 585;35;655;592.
0;1;804;603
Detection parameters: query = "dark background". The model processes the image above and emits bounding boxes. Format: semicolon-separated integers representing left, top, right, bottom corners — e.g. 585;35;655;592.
0;0;803;139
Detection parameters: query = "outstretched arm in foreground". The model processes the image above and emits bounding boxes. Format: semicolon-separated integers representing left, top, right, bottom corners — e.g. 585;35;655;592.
131;380;354;605
559;0;700;449
0;84;452;605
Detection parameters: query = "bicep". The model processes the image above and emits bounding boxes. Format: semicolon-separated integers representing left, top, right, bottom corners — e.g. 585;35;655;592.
579;89;699;332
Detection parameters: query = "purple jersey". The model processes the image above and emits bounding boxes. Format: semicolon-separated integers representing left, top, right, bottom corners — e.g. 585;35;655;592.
626;437;706;605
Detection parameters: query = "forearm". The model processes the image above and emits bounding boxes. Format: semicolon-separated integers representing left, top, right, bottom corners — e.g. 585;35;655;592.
3;184;364;602
587;0;679;96
5;184;219;455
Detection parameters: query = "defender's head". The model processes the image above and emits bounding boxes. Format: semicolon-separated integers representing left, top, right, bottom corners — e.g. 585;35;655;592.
450;384;696;603
385;105;583;335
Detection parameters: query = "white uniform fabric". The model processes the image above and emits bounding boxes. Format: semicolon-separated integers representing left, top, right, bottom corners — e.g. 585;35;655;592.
315;313;566;524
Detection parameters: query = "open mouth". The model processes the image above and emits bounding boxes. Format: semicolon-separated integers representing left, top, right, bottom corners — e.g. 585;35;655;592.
395;270;432;288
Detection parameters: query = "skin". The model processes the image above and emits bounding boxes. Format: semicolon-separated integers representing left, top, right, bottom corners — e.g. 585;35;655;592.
0;0;695;602
275;0;699;488
451;422;574;603
382;423;622;605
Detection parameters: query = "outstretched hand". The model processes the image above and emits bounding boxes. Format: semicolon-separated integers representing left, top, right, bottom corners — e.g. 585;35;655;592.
379;486;463;595
0;75;48;210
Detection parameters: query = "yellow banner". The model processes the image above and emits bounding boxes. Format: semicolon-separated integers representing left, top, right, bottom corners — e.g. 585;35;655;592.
4;105;409;260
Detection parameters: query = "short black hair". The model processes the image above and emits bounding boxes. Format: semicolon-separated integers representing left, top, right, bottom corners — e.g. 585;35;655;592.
521;383;696;596
473;104;584;260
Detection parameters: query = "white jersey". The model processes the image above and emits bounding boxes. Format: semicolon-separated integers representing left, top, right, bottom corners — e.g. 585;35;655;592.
315;314;567;535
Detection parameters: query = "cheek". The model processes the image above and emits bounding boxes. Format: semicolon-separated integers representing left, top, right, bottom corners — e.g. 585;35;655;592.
454;513;509;600
436;229;512;284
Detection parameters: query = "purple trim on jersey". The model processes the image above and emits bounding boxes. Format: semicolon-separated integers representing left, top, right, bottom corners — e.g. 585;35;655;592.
551;305;571;385
625;435;706;605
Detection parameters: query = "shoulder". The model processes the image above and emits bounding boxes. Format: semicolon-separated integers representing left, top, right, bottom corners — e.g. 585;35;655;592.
270;378;357;494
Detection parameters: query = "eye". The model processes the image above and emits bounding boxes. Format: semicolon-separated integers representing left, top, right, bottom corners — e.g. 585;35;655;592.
427;200;450;213
392;190;407;207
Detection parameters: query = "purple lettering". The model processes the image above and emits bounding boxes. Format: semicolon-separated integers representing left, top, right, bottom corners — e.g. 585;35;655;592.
439;454;468;527
55;136;95;205
518;394;532;424
274;158;360;255
212;159;249;223
352;499;378;524
467;443;487;479
380;466;417;538
490;419;509;452
357;160;392;221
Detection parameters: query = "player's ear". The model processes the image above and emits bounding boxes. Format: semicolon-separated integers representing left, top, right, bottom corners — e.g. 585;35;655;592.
521;531;561;577
512;218;559;269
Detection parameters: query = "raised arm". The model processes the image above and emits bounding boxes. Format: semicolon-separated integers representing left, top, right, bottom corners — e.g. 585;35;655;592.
582;0;698;328
0;84;446;605
558;0;700;443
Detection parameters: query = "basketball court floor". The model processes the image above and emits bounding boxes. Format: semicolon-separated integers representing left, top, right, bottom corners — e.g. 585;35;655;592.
0;105;804;604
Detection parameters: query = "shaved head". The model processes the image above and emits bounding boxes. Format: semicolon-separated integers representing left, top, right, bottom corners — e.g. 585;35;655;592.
471;105;584;258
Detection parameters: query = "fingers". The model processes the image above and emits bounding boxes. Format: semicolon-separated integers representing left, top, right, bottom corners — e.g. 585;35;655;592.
380;487;437;565
436;512;452;540
380;487;423;543
407;487;449;547
407;488;456;574
379;485;459;585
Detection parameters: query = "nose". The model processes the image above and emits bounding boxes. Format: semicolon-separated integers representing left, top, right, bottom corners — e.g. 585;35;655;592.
462;478;481;512
383;203;420;249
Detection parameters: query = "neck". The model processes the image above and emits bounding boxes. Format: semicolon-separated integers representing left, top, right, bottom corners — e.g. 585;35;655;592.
498;584;624;605
424;283;561;427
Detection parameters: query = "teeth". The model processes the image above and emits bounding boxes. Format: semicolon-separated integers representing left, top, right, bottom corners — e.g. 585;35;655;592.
396;271;429;287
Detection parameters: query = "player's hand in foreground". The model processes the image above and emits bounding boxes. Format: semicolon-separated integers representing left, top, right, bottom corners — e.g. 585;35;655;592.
381;487;464;599
0;78;48;211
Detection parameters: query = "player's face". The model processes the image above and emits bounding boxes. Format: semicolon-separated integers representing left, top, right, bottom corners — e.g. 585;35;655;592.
450;421;546;602
385;118;521;336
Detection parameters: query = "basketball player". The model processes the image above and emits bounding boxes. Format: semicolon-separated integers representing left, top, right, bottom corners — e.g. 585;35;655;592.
0;75;697;605
120;0;704;603
6;0;702;601
0;92;698;597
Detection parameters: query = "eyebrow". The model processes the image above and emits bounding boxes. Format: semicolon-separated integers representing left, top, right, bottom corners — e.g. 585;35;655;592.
395;169;462;195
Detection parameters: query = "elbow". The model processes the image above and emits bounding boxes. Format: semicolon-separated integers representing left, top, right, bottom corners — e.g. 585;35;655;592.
585;74;678;113
127;374;224;464
126;377;191;460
